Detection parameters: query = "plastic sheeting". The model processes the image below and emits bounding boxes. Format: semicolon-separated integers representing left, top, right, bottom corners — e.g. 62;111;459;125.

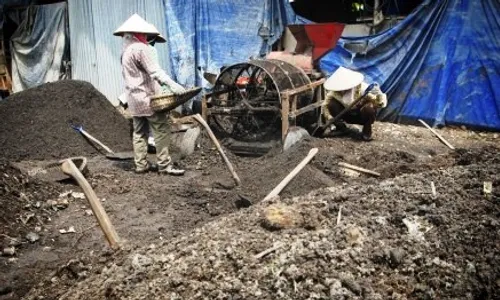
319;0;500;130
10;2;68;92
162;0;307;109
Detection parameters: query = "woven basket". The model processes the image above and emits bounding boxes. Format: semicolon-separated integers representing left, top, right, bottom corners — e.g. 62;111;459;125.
150;87;202;113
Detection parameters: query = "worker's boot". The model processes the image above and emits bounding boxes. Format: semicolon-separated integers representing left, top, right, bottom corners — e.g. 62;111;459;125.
135;163;152;174
329;122;349;137
135;161;158;174
159;164;185;176
361;124;373;141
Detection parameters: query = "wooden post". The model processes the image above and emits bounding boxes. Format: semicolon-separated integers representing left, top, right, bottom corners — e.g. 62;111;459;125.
201;95;208;121
281;94;290;145
290;95;297;126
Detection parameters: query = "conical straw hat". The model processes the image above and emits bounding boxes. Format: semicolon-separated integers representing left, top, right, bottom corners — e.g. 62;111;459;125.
154;34;166;43
148;23;166;43
324;66;364;91
113;14;160;36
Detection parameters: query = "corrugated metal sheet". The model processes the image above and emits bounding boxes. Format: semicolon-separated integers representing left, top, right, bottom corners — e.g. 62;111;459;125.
68;0;170;105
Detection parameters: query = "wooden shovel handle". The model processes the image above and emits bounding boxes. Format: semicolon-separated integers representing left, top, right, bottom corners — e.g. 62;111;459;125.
61;159;120;250
79;128;115;154
192;114;241;186
263;148;319;201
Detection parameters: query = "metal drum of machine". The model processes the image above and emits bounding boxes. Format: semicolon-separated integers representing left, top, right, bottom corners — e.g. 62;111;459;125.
204;59;320;155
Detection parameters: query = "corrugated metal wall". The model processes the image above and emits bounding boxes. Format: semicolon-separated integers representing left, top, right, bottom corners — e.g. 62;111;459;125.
68;0;170;105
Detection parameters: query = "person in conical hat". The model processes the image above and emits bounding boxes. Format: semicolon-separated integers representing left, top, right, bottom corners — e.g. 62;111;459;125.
322;66;387;141
143;23;169;150
115;13;186;175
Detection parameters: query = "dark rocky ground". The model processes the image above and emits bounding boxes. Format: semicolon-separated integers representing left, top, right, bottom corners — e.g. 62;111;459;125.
0;80;499;300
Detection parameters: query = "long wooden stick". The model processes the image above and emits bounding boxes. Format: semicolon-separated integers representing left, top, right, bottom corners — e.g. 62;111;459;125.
61;159;121;250
254;243;283;259
263;148;319;202
418;119;455;150
338;162;380;177
79;128;115;154
192;114;241;186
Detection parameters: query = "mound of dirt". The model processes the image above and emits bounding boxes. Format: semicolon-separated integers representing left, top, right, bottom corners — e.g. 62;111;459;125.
0;80;131;161
180;138;335;201
0;160;61;249
24;146;500;299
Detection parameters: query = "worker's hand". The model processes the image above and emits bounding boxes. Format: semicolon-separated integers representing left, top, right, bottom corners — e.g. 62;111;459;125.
169;83;186;94
371;83;382;94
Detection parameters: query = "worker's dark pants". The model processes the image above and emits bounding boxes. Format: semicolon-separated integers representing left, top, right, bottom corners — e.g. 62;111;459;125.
327;101;376;138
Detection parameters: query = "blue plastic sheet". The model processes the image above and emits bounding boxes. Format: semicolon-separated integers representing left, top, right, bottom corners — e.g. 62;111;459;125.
319;0;500;130
162;0;307;109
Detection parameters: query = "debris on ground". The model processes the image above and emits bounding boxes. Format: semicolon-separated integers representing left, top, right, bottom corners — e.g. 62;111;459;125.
23;145;500;300
0;160;61;249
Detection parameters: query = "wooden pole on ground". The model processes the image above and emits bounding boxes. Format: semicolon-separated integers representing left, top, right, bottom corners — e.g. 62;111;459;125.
338;162;380;177
418;119;455;150
61;159;121;250
192;114;241;186
263;148;319;202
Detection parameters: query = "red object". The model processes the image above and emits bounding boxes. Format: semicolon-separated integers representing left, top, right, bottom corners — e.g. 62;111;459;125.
133;33;148;44
288;23;345;61
236;76;263;86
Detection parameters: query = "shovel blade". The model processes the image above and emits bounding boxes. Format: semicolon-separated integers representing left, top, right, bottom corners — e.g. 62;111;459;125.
105;151;134;161
27;157;88;182
283;126;310;151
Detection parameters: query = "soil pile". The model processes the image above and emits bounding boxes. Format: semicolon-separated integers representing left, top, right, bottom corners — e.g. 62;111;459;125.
0;80;131;161
24;146;500;299
0;160;61;249
179;139;334;202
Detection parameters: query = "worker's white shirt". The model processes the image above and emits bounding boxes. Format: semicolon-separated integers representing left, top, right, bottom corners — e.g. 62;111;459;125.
327;82;387;109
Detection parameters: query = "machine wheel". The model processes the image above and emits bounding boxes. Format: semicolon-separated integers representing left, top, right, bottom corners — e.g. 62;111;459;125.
209;59;315;144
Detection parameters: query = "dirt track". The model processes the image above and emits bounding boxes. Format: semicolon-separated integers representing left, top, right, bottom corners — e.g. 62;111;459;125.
1;115;499;299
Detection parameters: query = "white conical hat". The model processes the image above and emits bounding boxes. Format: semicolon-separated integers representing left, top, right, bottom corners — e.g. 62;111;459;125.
147;23;166;43
324;66;364;91
155;34;166;43
113;14;160;36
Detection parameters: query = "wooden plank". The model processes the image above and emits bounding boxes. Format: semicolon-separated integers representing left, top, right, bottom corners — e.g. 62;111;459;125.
418;119;455;150
338;162;380;177
289;100;326;119
282;78;326;97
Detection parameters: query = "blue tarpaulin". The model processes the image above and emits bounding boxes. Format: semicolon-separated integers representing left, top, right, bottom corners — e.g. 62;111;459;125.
162;0;307;109
320;0;500;130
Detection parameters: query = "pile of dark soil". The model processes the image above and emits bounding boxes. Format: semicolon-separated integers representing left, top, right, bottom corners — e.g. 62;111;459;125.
0;160;61;249
24;146;500;300
180;138;335;201
0;80;131;161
